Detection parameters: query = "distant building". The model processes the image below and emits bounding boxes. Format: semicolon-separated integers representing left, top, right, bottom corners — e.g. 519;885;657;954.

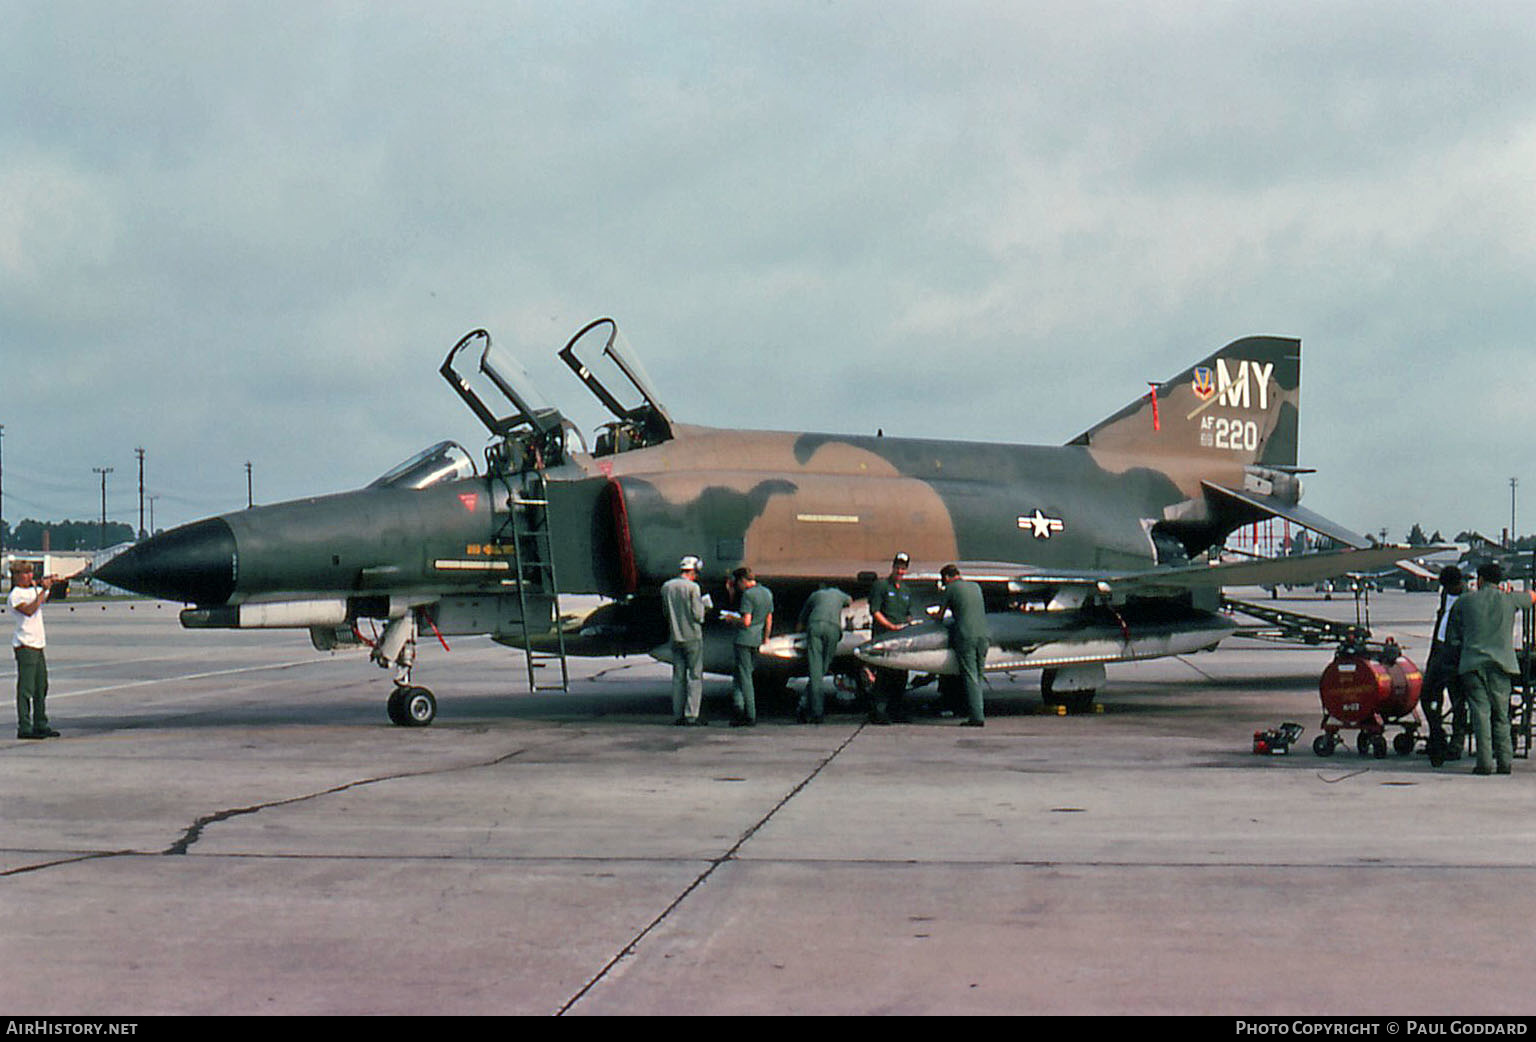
2;544;134;595
2;551;94;593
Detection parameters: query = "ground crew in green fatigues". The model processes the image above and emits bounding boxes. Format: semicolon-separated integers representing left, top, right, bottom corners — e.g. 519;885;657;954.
797;584;851;723
938;564;989;727
867;552;915;723
1445;561;1536;775
661;555;708;725
729;567;773;726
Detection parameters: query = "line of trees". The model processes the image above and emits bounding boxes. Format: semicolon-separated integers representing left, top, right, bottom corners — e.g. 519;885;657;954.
1;518;136;552
1403;524;1536;550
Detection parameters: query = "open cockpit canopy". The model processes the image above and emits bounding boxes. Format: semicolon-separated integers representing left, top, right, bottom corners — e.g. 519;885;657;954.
438;319;674;473
558;317;673;454
439;328;577;473
440;329;566;438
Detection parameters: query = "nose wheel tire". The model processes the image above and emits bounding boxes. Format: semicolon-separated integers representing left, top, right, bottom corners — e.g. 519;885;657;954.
387;685;438;727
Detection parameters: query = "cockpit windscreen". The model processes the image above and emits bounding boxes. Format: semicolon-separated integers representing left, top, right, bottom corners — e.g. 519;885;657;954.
368;441;477;490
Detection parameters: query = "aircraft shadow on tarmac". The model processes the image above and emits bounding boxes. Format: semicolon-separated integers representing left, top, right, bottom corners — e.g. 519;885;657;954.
48;672;1331;733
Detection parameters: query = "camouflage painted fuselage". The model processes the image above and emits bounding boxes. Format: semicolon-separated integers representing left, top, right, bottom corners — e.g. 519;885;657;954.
566;333;1302;603
584;423;1248;592
97;333;1306;663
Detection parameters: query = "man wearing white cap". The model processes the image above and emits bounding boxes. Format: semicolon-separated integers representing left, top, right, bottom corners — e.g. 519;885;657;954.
662;555;708;725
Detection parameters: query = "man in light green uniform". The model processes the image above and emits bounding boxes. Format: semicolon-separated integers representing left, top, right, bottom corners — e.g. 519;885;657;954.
729;567;773;727
796;583;851;723
661;554;708;725
938;563;989;727
1445;561;1536;775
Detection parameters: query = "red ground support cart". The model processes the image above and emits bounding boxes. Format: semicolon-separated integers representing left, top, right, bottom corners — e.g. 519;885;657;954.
1313;631;1423;758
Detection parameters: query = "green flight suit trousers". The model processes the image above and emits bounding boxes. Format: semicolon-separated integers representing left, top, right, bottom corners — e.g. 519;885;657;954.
801;622;840;720
955;636;988;724
733;645;758;722
14;646;49;737
670;640;704;721
1461;663;1513;772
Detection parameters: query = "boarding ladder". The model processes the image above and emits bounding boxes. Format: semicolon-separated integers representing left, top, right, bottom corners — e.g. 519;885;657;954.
499;470;570;692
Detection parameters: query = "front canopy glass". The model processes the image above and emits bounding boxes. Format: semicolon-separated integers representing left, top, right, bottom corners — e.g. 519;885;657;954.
369;441;477;490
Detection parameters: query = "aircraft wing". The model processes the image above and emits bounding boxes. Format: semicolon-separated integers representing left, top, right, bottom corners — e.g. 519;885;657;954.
1109;545;1426;593
917;546;1427;600
1394;558;1437;581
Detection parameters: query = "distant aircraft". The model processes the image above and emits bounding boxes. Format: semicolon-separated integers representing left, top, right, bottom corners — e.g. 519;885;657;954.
96;318;1416;724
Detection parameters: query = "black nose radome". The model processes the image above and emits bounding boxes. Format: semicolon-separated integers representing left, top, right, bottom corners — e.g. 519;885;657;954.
95;518;238;606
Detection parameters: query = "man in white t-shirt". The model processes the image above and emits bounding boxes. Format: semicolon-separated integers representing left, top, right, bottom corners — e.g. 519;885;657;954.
10;561;59;739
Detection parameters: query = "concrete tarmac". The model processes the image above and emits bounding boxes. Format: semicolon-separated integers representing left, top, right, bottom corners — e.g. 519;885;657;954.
3;589;1534;1015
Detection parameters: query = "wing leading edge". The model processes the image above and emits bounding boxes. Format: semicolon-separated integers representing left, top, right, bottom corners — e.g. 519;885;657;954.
927;545;1429;600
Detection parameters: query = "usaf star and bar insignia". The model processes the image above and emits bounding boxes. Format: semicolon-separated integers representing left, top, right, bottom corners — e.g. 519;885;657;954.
1017;509;1065;539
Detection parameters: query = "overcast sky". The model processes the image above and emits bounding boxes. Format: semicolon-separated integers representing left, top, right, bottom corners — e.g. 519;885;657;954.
3;0;1533;544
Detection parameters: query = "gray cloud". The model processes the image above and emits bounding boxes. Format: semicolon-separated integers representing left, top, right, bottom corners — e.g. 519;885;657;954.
2;0;1533;542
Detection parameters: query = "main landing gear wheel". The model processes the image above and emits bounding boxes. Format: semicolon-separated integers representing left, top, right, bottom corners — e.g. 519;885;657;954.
838;669;872;707
1040;669;1098;714
387;685;437;727
1313;733;1337;756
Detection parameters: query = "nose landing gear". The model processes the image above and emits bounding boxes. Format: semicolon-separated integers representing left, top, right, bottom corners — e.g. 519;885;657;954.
387;684;438;727
372;613;438;727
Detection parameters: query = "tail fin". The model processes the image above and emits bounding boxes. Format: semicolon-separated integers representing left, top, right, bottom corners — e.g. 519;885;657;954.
1068;336;1300;469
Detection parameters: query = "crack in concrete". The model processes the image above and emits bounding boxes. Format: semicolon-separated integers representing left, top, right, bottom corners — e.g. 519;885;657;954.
162;743;552;855
1;850;134;878
10;848;1530;873
555;722;866;1016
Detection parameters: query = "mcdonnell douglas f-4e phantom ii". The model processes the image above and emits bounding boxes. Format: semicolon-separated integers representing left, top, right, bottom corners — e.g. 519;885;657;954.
96;319;1417;725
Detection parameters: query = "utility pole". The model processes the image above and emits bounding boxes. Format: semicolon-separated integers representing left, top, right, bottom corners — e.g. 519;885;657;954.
245;461;253;508
135;447;146;540
93;466;114;550
0;422;6;556
1511;477;1520;550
